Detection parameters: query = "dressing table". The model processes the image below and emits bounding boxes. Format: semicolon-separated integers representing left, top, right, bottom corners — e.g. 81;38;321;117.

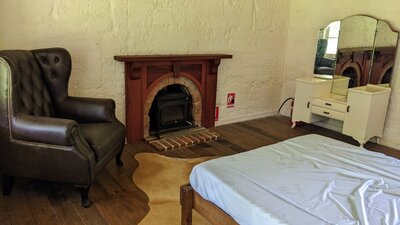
291;15;398;146
292;77;391;146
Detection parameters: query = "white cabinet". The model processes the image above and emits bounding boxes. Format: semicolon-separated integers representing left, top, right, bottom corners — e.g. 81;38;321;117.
342;85;391;145
292;77;391;146
292;77;332;126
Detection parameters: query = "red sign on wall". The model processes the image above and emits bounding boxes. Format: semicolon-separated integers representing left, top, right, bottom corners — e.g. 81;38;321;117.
227;93;235;108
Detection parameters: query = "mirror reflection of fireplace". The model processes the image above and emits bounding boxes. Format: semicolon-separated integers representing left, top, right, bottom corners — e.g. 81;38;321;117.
381;68;392;84
149;84;195;137
342;67;358;88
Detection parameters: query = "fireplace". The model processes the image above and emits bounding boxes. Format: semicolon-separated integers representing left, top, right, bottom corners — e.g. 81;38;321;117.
114;54;232;143
149;84;194;135
341;67;358;88
335;47;396;86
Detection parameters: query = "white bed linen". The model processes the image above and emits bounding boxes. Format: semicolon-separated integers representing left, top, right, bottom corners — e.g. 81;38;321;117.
190;134;400;225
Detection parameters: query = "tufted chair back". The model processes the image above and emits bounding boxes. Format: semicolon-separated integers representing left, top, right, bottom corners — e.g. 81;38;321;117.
0;48;75;121
0;50;55;117
32;48;72;106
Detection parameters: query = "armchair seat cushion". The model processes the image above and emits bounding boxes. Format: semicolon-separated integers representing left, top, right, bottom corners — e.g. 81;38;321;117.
79;122;125;160
315;66;334;75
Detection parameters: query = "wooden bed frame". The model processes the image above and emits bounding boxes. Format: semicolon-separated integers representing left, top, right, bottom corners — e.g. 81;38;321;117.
180;184;239;225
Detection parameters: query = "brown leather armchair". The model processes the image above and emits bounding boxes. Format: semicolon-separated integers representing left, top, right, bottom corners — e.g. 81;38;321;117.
0;48;125;207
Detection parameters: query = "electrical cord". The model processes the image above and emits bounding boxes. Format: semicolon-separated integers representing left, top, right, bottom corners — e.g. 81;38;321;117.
277;97;294;114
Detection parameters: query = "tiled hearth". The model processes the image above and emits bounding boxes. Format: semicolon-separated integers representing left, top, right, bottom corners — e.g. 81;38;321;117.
145;128;219;151
114;54;232;144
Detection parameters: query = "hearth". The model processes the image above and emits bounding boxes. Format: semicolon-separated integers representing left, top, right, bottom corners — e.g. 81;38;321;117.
114;54;232;143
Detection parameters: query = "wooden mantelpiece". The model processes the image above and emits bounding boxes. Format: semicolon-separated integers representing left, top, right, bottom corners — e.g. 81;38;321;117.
114;54;232;143
114;54;233;62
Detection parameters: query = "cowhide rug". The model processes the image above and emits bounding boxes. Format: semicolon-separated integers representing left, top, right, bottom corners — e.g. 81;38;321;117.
133;153;214;225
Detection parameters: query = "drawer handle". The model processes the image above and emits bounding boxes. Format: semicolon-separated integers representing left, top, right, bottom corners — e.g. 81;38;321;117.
323;111;330;115
325;103;332;106
307;102;310;108
347;106;350;112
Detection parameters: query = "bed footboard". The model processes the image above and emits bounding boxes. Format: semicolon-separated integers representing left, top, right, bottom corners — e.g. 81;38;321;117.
180;184;239;225
181;184;194;225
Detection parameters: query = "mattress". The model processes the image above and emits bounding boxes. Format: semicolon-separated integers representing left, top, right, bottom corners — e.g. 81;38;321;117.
190;134;400;225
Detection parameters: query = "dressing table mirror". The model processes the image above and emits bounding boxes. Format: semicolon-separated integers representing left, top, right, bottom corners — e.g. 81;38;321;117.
292;15;399;146
314;20;340;76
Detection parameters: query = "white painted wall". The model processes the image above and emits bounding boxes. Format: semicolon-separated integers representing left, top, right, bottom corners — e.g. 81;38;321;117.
282;0;400;149
0;0;290;126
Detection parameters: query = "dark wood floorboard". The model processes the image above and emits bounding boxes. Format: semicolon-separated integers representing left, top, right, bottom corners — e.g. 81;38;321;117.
0;193;11;225
2;181;36;225
23;182;62;225
0;115;399;225
45;184;86;225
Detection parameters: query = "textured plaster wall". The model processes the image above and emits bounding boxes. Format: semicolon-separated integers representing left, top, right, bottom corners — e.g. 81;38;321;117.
375;21;398;47
282;0;400;149
0;0;290;126
338;16;376;49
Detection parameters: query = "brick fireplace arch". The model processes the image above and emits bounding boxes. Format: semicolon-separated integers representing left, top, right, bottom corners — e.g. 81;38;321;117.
339;62;362;87
377;61;394;84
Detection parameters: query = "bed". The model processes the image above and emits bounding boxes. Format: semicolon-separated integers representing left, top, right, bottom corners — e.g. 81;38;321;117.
180;134;400;225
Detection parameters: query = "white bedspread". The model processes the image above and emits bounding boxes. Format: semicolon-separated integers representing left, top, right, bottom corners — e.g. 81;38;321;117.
190;134;400;225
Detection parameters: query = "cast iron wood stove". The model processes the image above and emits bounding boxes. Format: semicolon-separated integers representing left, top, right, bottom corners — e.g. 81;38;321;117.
149;84;194;135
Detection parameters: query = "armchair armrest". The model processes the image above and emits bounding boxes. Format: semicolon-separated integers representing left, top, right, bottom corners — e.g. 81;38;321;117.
56;97;116;123
12;114;78;146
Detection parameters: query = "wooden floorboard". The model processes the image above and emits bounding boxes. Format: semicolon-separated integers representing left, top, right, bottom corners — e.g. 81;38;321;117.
3;181;36;225
46;184;86;225
0;115;399;225
23;182;61;225
0;190;11;225
216;124;269;150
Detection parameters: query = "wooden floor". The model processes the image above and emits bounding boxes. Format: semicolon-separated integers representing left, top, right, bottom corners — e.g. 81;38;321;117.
1;116;399;225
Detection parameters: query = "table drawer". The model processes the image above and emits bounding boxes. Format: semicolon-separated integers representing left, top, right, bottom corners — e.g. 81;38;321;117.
313;98;346;112
311;106;345;121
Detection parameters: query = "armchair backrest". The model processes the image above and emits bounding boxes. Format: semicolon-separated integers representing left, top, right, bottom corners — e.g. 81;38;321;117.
32;48;72;103
0;50;54;118
0;48;73;123
316;39;328;59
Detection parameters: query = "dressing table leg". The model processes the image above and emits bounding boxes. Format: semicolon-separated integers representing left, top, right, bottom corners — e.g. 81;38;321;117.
360;140;368;148
355;138;367;148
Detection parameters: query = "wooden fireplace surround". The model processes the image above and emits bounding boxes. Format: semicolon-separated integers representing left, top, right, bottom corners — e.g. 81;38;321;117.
335;47;396;86
114;54;232;143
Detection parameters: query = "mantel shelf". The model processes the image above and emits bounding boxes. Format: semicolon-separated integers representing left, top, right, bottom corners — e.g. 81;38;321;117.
114;54;232;62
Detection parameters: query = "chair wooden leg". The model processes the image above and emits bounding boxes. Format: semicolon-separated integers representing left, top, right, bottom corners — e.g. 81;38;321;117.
116;151;123;166
180;184;194;225
2;175;14;195
115;140;125;166
78;186;92;208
